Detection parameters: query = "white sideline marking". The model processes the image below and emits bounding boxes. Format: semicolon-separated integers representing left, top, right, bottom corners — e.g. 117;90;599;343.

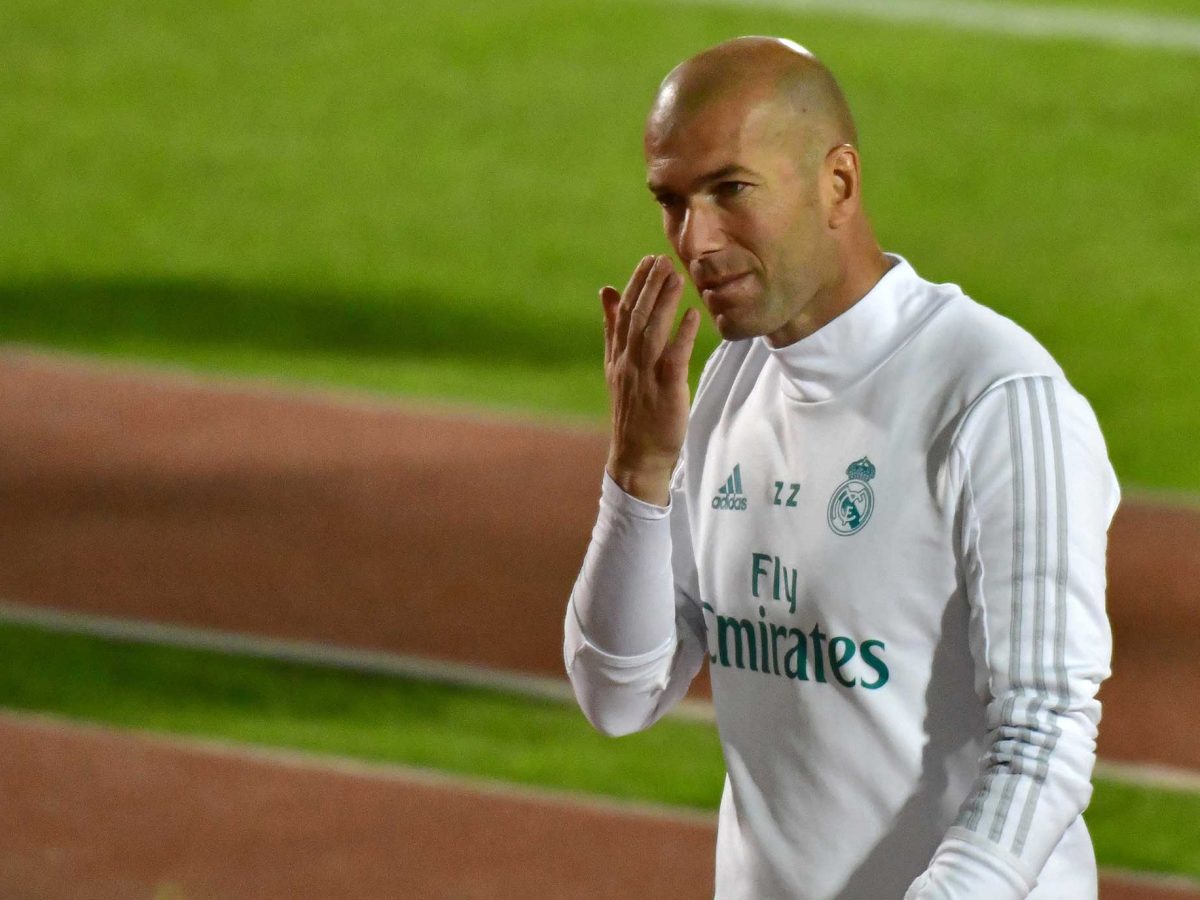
1096;758;1200;794
0;708;718;826
1098;866;1200;893
4;710;1198;891
663;0;1200;54
7;599;1200;794
6;346;1199;509
0;600;717;722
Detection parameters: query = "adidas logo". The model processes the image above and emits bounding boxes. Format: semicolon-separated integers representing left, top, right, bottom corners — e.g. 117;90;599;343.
711;464;748;511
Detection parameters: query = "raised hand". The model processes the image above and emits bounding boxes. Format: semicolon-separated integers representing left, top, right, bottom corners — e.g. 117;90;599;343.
601;254;702;506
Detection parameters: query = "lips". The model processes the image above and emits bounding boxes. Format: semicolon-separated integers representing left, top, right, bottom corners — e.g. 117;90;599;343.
697;271;752;296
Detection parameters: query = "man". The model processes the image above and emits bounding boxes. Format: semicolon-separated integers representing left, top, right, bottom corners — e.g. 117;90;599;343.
563;36;1118;899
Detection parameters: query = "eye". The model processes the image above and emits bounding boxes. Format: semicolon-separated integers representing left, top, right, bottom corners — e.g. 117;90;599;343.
654;192;682;210
714;181;750;199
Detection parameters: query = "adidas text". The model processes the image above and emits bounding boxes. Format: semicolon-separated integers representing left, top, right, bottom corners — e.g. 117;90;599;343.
712;494;748;510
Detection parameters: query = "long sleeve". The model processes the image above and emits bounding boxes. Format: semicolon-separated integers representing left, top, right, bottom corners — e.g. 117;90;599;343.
907;375;1119;898
563;462;708;737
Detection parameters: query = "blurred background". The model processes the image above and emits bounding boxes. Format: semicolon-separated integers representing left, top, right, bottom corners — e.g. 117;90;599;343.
1;0;1198;897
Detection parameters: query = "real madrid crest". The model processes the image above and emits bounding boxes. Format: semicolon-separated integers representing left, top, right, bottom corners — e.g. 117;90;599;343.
827;457;876;536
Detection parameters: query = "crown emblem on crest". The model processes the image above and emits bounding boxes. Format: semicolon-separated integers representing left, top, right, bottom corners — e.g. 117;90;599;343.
845;457;876;482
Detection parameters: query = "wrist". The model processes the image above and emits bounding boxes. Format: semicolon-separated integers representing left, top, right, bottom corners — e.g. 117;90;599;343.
605;457;675;507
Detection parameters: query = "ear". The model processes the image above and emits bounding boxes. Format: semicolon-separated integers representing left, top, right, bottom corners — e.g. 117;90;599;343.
823;143;861;229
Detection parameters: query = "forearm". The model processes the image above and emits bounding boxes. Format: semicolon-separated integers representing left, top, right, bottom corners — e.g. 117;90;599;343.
564;472;691;736
569;472;676;656
907;708;1100;899
911;375;1117;896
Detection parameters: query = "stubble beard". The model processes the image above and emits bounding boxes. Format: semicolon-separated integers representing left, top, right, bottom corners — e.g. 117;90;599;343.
707;284;783;343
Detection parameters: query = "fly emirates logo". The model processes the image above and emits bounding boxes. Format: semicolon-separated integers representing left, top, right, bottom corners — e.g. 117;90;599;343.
700;552;890;690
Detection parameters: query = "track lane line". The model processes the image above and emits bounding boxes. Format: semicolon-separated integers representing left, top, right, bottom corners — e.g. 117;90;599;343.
2;708;1198;894
6;599;1200;792
662;0;1200;54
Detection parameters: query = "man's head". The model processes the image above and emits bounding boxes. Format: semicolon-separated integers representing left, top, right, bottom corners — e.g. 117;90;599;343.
645;37;881;346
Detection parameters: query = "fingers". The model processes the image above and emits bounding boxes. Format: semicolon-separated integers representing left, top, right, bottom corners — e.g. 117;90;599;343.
599;285;620;366
638;269;684;366
610;254;699;376
614;256;656;358
660;306;701;382
625;255;676;360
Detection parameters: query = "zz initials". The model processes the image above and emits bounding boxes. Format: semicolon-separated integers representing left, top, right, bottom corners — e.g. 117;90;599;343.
773;481;801;508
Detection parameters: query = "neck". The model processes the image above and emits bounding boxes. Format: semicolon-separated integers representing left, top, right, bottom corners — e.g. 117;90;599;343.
766;240;891;348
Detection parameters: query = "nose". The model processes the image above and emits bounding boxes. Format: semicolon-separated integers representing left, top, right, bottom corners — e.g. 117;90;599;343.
676;202;725;261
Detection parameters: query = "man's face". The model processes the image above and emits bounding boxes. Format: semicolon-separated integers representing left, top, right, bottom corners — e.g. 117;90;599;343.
645;91;836;346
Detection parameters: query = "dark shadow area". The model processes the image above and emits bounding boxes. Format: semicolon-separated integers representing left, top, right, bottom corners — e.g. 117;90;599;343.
0;277;601;366
835;591;983;898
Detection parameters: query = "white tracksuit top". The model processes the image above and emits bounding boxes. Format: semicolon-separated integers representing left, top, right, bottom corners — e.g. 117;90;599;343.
564;255;1119;899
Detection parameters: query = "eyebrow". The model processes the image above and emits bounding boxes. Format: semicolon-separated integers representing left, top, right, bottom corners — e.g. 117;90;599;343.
647;164;758;195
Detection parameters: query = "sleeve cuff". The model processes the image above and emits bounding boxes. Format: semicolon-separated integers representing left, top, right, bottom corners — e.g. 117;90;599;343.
601;470;672;520
905;828;1036;900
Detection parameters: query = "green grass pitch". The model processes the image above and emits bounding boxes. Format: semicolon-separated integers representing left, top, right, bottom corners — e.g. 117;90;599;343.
1;0;1197;886
2;0;1199;489
0;620;1198;880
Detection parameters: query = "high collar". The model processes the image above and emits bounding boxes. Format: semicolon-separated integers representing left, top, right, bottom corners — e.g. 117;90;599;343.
763;253;931;403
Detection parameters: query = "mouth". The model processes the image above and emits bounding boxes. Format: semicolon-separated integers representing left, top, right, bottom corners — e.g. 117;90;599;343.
697;271;753;300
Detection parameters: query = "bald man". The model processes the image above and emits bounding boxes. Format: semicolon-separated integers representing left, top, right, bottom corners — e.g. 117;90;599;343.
565;37;1116;899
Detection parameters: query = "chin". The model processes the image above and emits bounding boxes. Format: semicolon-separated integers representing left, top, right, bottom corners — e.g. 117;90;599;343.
711;311;764;342
705;283;773;342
